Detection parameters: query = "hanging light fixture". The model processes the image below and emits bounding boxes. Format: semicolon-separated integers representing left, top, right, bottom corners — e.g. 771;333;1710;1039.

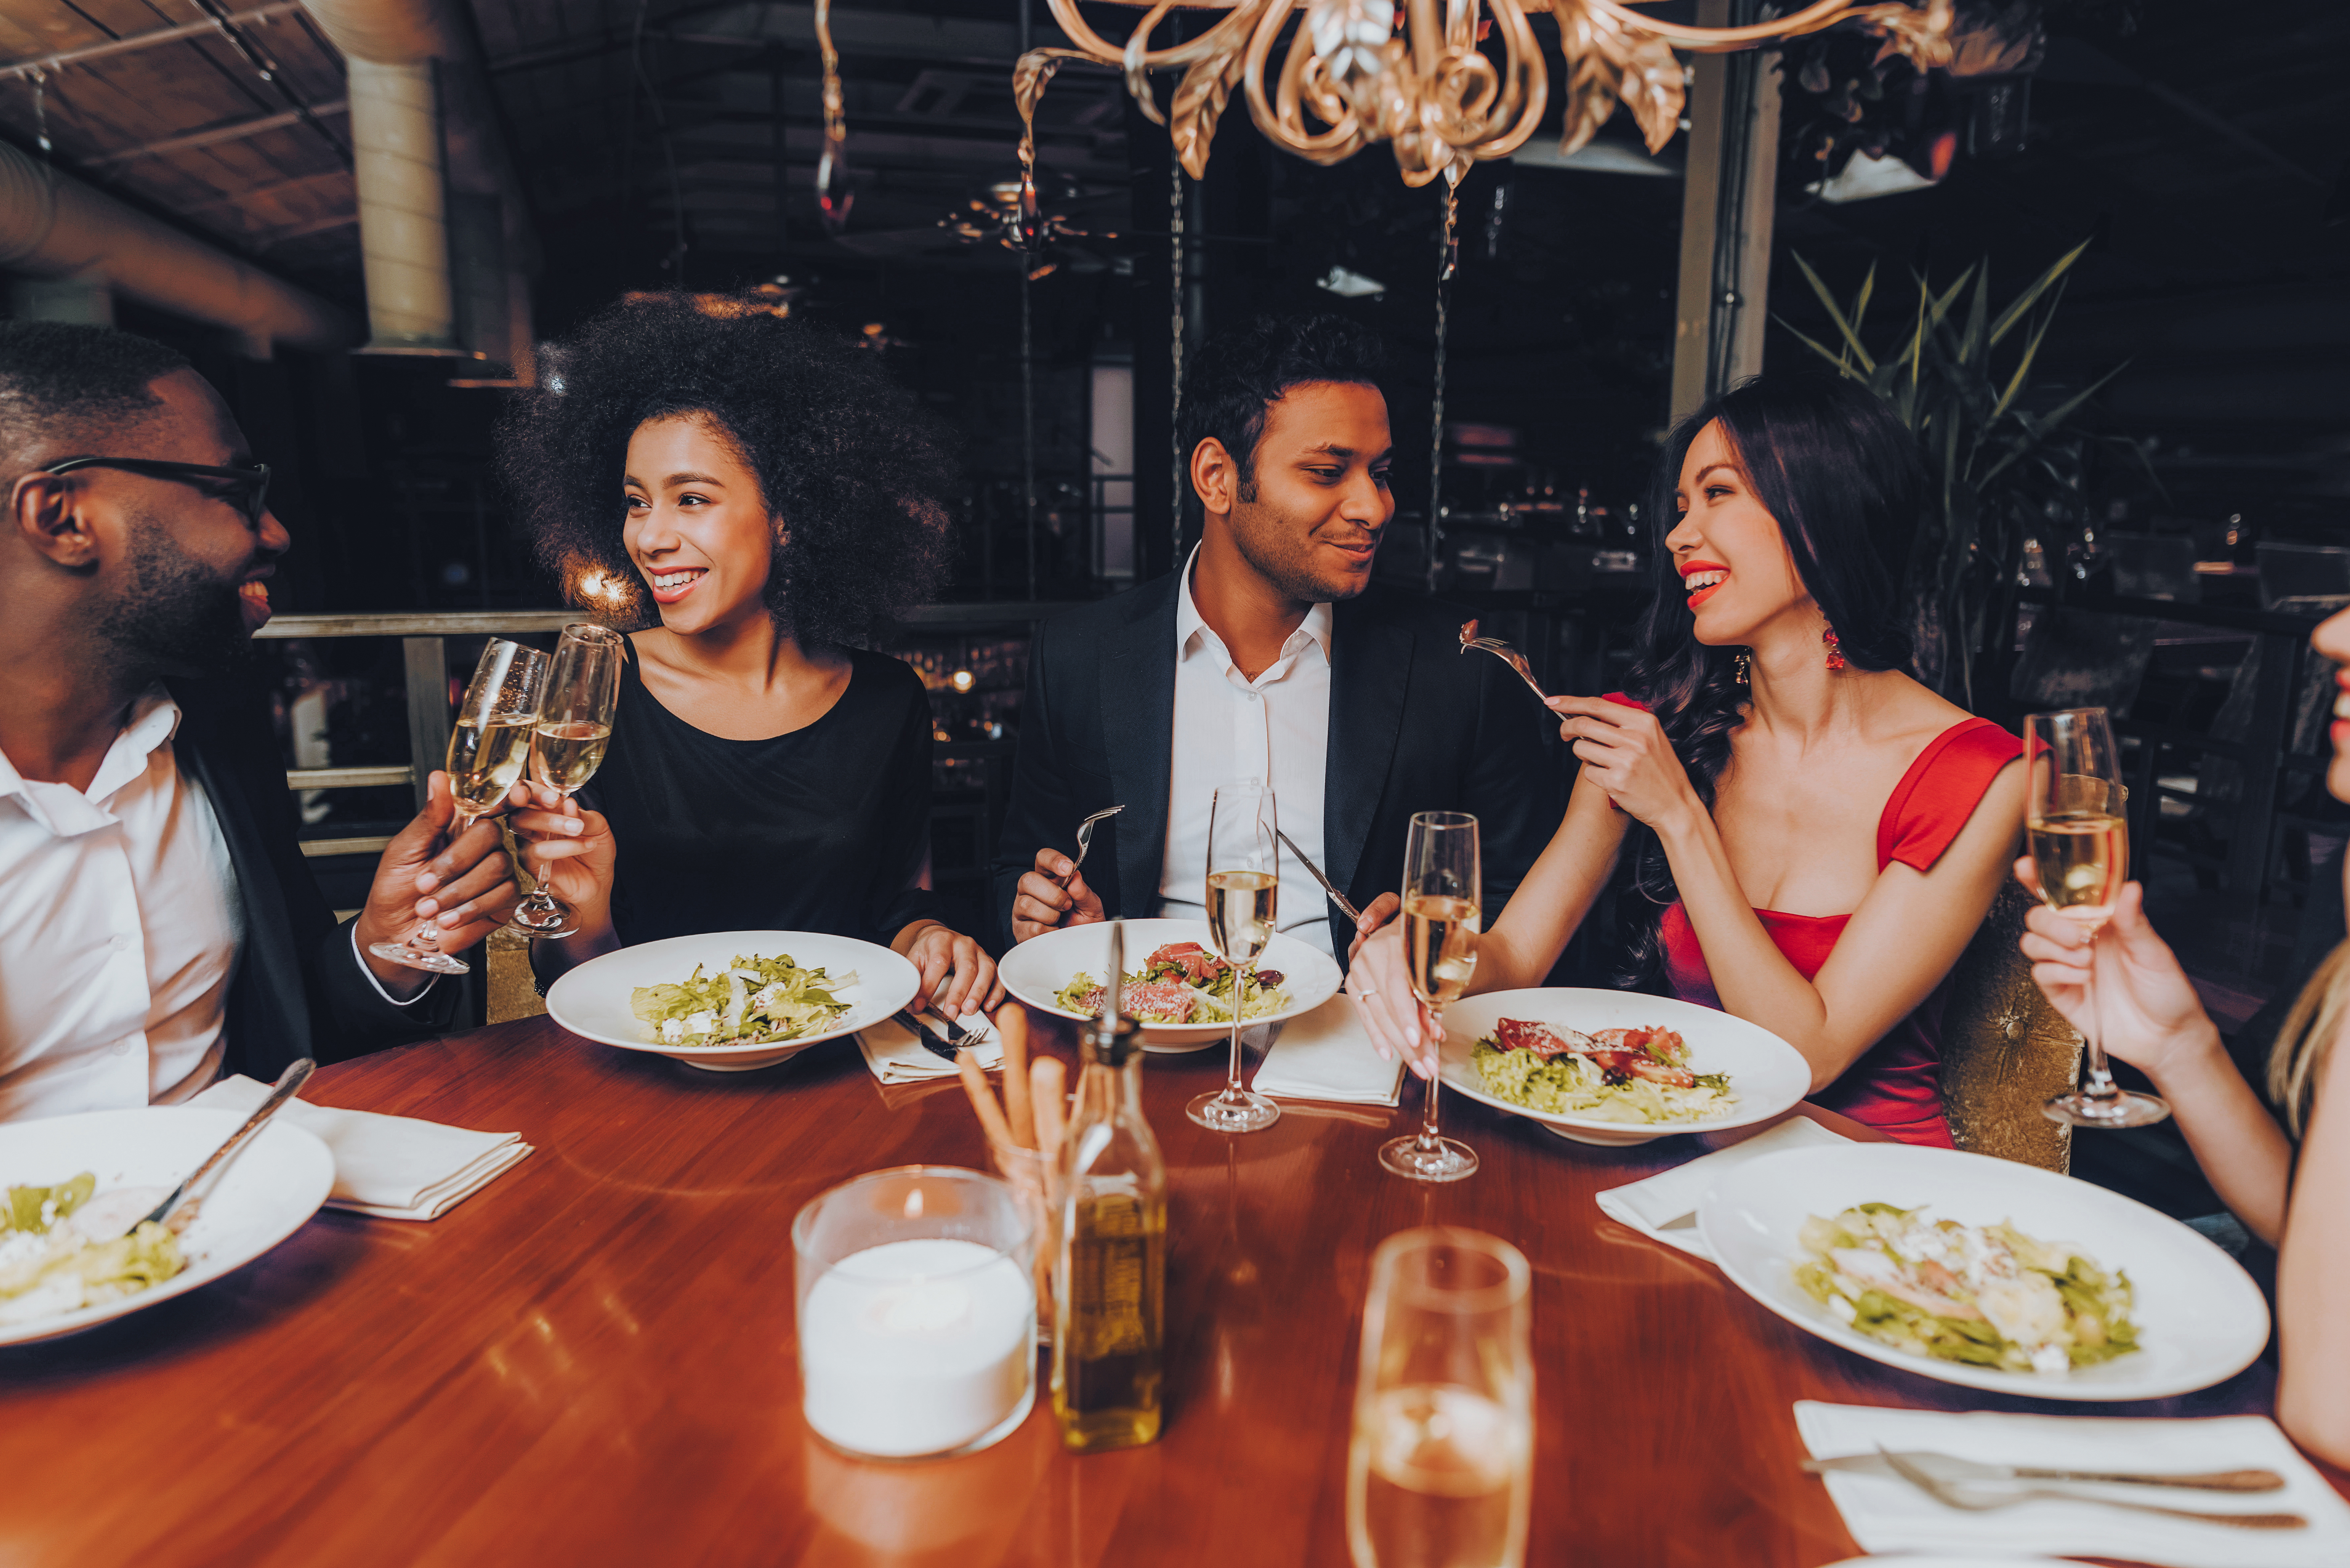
1016;0;1954;187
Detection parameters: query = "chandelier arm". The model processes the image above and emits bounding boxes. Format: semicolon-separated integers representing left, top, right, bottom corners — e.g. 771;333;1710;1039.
1045;0;1258;76
1248;0;1366;161
1577;0;1906;53
1460;0;1547;158
1123;0;1186;125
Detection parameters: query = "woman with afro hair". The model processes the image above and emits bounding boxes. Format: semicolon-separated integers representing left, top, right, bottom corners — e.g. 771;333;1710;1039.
505;291;1001;1020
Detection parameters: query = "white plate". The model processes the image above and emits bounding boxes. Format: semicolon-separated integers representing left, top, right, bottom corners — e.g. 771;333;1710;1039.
546;930;920;1072
1438;989;1812;1145
1697;1144;2270;1401
999;918;1343;1051
0;1106;334;1345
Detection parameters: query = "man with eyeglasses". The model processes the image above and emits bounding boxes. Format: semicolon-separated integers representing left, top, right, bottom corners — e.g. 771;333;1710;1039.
0;320;522;1120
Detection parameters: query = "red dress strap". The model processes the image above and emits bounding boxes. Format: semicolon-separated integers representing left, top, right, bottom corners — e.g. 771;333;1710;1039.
1875;717;2020;873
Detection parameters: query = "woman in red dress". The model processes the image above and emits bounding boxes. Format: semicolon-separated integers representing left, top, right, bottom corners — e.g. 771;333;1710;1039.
1349;377;2021;1146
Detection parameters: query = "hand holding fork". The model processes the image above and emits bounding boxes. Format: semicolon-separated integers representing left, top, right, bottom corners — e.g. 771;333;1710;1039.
1012;805;1122;943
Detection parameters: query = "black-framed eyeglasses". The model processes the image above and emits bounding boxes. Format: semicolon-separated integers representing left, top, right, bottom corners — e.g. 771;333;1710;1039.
43;456;273;531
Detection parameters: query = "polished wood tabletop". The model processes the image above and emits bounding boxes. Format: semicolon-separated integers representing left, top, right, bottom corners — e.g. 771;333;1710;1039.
0;1014;2331;1568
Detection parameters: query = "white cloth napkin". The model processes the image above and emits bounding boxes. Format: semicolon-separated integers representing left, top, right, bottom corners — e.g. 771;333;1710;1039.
192;1074;532;1220
854;1013;1003;1084
1593;1114;1852;1259
1796;1401;2350;1568
1252;997;1405;1106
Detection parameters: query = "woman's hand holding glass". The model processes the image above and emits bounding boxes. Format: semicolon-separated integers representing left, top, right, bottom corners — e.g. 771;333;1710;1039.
2014;867;2225;1082
510;785;618;951
1346;893;1444;1078
1543;695;1701;830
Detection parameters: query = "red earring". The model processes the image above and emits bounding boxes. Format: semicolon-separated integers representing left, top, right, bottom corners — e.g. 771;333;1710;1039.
1822;627;1846;671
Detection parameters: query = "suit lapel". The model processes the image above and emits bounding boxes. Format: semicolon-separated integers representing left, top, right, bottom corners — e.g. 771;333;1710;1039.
1101;578;1179;919
1324;594;1413;899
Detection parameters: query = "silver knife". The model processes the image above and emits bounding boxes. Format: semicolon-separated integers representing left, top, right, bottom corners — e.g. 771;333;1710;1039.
1276;829;1362;924
1803;1452;2287;1493
890;1009;961;1064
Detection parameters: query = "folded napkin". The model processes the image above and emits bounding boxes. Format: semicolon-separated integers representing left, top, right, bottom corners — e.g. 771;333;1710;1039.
1796;1401;2350;1568
1252;997;1405;1107
1593;1114;1851;1259
192;1075;532;1220
855;1013;1004;1084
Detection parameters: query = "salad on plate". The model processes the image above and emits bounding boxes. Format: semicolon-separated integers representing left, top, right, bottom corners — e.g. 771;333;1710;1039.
1471;1018;1738;1125
631;953;857;1047
0;1173;186;1326
1794;1202;2140;1376
1054;941;1291;1025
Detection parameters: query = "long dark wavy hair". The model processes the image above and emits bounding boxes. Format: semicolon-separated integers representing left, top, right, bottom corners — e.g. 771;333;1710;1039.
1615;374;1926;983
497;292;957;648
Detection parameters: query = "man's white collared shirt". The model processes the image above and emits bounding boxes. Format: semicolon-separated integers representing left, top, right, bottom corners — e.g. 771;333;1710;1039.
1157;551;1337;956
0;691;245;1119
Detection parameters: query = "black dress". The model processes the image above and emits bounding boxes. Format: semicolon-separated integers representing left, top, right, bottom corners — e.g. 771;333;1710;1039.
579;644;944;950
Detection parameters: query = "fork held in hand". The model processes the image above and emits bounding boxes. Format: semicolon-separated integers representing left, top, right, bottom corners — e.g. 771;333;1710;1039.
1072;805;1124;871
1458;619;1549;703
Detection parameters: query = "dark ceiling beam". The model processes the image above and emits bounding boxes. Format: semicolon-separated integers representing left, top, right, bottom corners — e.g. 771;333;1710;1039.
0;2;305;78
87;99;348;165
487;3;1074;77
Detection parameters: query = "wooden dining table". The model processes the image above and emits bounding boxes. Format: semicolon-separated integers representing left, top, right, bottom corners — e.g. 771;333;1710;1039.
1;1012;2337;1568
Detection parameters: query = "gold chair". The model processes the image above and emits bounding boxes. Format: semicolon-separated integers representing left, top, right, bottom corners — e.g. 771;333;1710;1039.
486;927;549;1025
1936;881;2082;1173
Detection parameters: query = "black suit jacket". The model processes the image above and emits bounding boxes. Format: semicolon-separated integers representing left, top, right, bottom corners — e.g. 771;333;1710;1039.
990;578;1560;962
166;674;461;1079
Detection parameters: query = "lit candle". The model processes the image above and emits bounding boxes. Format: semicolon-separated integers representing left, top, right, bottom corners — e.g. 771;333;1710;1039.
799;1237;1035;1458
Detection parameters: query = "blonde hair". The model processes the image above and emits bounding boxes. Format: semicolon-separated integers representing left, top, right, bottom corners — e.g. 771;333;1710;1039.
2271;939;2350;1138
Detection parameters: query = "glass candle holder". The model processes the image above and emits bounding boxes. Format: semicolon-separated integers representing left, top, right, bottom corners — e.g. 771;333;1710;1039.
792;1165;1036;1460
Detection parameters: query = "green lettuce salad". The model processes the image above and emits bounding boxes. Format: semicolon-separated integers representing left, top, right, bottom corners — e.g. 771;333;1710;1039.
0;1173;186;1326
1794;1202;2139;1377
631;953;858;1047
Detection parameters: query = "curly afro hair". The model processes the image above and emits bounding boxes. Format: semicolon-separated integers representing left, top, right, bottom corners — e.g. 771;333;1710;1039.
498;292;958;647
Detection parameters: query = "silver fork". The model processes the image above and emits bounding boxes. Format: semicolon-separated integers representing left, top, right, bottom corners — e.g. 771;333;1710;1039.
1073;804;1125;869
1875;1447;2307;1531
1458;619;1549;702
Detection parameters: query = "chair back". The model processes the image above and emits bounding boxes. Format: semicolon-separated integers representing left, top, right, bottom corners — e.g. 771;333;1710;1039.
1936;881;2081;1172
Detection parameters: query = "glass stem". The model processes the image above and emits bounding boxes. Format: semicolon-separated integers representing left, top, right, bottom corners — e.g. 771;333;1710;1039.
1223;968;1246;1098
1417;1007;1443;1151
2080;929;2116;1099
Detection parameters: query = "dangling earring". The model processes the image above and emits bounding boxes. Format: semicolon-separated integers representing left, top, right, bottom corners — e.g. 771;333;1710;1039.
1822;626;1846;671
1733;648;1752;686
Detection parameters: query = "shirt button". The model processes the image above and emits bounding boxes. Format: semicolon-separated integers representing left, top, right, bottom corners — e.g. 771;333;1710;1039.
110;1041;131;1057
110;934;132;952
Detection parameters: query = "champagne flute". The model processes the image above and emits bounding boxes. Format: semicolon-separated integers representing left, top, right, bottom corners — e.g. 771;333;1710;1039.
369;638;547;975
1187;782;1282;1133
506;623;625;938
2027;707;2172;1128
1380;812;1481;1182
1346;1227;1533;1568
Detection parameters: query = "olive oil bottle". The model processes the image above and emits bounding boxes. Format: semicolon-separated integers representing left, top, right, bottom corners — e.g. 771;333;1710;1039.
1052;923;1167;1453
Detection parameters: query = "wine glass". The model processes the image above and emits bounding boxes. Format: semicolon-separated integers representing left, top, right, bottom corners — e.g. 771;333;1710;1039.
2027;707;2172;1129
369;638;547;975
505;623;625;938
1379;812;1481;1182
1186;782;1283;1134
1345;1227;1533;1568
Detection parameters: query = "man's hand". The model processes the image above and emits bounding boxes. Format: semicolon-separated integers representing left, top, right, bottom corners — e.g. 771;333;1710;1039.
353;771;520;994
1011;847;1105;944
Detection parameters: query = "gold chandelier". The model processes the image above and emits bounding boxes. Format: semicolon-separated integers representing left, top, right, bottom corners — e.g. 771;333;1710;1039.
1016;0;1954;199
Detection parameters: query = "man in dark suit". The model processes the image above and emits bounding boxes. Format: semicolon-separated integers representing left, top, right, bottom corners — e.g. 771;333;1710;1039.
0;321;521;1118
994;314;1556;961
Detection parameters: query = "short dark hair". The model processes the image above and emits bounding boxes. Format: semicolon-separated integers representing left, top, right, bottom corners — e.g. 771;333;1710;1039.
1179;313;1387;496
497;292;958;648
0;321;191;462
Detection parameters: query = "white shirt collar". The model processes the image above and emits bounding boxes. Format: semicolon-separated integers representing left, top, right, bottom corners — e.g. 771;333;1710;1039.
1173;546;1335;672
0;687;182;839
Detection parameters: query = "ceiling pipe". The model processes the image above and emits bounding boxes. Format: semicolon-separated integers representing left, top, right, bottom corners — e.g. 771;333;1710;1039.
298;0;537;372
0;139;353;356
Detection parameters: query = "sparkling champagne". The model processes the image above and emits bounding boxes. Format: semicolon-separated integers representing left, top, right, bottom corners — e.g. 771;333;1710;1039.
531;719;611;795
2029;810;2127;928
1404;894;1480;1007
1347;1385;1529;1568
445;715;534;813
1207;868;1277;963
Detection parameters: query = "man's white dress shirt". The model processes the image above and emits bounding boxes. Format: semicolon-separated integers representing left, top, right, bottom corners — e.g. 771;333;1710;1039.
1158;551;1338;956
0;688;424;1122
